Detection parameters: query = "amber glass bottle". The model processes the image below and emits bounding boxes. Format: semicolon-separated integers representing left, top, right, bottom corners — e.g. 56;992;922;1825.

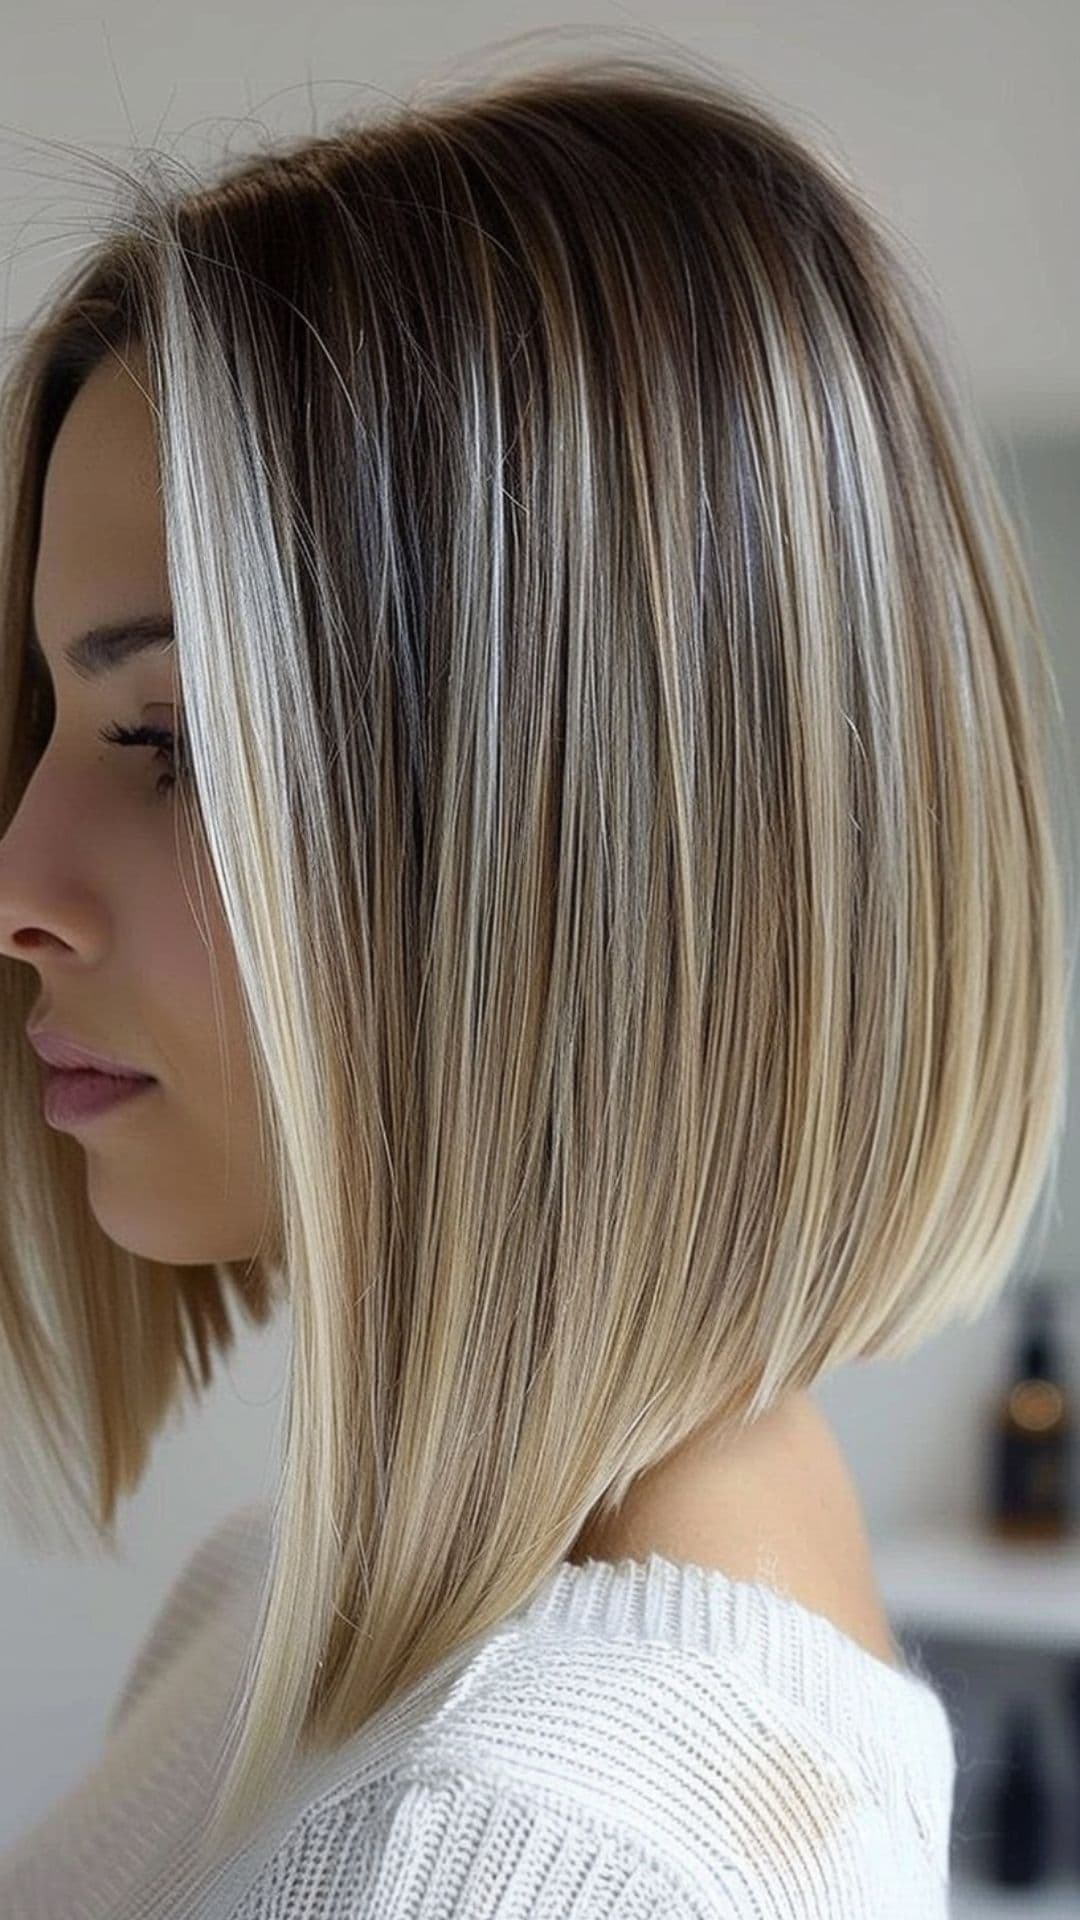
988;1282;1074;1543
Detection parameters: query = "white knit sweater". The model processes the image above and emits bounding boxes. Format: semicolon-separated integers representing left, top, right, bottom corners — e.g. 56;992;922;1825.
0;1499;956;1917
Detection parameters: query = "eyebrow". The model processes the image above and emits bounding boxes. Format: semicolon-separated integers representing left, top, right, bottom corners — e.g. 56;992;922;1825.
26;613;175;684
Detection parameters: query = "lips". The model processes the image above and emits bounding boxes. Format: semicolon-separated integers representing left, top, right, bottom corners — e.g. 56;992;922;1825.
43;1067;157;1128
26;1026;156;1080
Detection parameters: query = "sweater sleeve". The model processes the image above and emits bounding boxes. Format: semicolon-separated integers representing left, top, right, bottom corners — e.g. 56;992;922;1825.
229;1766;714;1918
107;1503;270;1739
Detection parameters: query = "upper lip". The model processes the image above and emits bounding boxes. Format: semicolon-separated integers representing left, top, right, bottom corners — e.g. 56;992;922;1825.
26;1026;155;1079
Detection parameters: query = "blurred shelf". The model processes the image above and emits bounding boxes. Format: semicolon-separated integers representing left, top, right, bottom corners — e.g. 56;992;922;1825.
870;1522;1080;1653
951;1876;1079;1918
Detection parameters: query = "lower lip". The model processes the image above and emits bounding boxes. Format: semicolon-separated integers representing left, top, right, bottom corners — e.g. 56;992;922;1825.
43;1069;158;1128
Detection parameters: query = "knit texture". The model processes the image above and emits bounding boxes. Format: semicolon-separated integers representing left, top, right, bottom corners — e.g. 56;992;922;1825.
0;1500;956;1917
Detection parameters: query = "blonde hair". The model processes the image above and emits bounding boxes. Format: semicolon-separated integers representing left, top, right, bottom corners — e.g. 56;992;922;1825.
0;36;1074;1857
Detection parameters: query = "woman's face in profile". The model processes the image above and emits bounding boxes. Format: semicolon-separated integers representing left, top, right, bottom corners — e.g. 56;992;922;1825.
0;344;272;1269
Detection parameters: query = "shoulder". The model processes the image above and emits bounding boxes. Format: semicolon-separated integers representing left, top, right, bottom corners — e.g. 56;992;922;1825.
228;1560;951;1920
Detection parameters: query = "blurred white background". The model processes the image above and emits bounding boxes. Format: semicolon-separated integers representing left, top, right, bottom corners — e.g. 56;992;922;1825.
0;7;1076;1908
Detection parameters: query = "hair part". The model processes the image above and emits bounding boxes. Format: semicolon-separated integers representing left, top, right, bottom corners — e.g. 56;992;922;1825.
0;36;1074;1856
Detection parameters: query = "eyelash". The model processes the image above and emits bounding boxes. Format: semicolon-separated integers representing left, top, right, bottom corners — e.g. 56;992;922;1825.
95;720;189;798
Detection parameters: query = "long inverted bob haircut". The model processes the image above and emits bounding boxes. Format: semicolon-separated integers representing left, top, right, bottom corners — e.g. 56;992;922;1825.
0;40;1075;1856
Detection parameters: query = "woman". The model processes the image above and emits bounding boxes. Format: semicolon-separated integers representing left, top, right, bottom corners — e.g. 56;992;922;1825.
0;41;1071;1918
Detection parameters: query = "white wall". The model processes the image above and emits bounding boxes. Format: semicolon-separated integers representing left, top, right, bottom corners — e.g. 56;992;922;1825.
2;2;1077;434
0;0;1076;1847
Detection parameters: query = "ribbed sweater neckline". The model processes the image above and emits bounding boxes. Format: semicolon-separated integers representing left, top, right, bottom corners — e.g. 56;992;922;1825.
512;1548;956;1787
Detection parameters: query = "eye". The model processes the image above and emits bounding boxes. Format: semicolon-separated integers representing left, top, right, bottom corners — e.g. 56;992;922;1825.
96;720;188;798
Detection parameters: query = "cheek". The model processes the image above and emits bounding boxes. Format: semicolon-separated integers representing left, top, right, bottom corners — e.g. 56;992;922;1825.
138;839;242;1078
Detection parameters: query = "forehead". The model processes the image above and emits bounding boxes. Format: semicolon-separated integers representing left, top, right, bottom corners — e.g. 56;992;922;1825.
32;349;170;651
